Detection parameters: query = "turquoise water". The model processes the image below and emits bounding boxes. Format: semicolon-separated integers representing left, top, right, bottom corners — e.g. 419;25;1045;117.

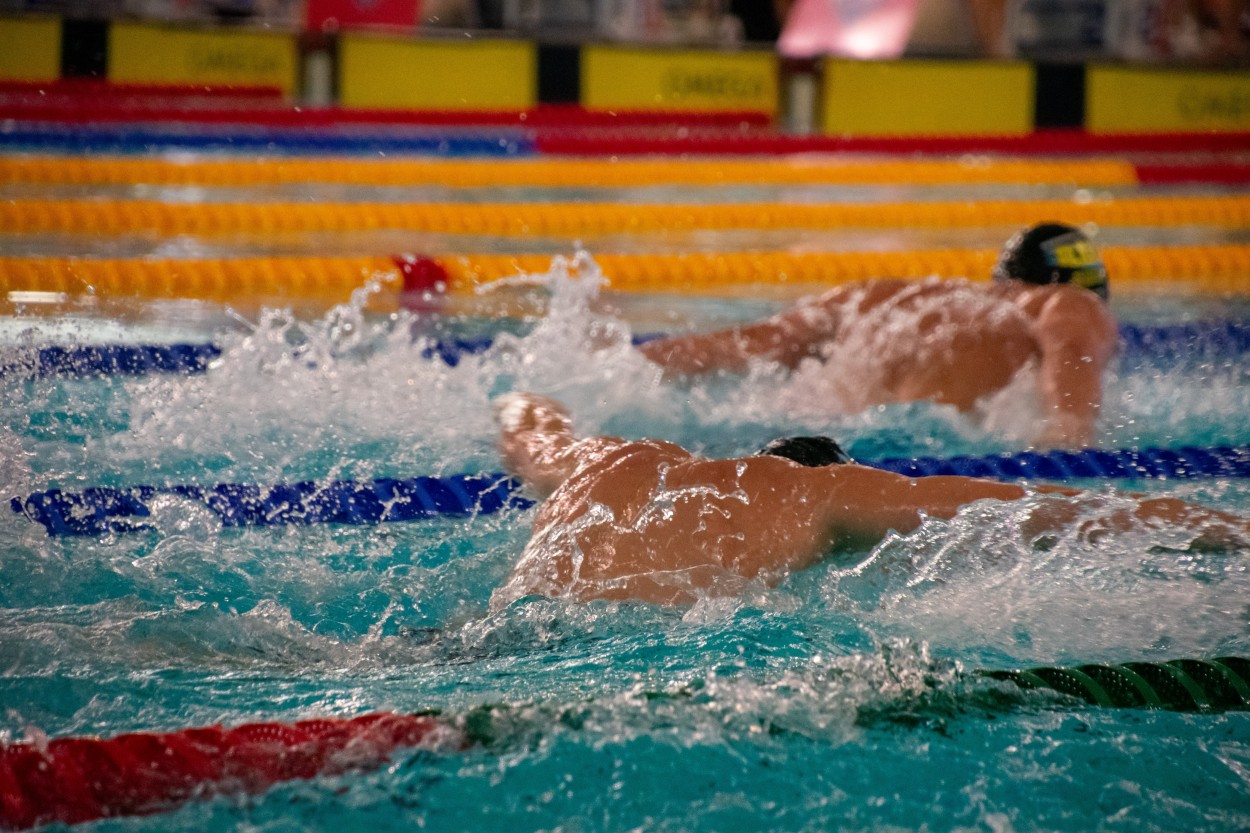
3;190;1250;830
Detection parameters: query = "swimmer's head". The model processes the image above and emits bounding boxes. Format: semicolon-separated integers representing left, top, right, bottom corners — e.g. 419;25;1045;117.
758;436;854;467
993;223;1109;300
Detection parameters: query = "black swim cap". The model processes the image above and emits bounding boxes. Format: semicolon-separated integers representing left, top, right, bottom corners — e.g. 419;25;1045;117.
758;436;854;467
993;223;1109;300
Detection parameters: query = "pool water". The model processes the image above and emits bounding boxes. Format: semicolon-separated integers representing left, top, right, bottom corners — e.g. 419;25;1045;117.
2;177;1250;831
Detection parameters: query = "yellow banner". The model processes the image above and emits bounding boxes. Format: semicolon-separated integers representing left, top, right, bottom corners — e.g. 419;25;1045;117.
0;16;61;81
822;59;1034;136
1088;65;1250;133
108;22;297;94
339;36;535;110
582;46;777;113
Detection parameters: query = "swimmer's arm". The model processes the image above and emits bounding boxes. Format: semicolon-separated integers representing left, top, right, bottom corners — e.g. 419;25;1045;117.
1032;291;1117;448
494;393;591;498
815;462;1245;547
834;468;1250;550
638;288;850;376
822;468;1033;542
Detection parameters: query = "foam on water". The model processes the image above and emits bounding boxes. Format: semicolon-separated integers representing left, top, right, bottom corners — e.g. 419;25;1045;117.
3;251;1250;831
821;493;1250;665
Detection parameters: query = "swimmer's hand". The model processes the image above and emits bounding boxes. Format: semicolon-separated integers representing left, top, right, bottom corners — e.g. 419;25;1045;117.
1022;492;1250;552
493;392;573;434
494;393;578;497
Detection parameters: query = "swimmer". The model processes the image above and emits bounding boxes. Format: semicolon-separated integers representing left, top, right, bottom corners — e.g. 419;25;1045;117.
637;223;1118;449
492;392;1249;608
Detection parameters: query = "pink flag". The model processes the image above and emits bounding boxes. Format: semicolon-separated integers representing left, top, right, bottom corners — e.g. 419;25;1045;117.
779;0;920;59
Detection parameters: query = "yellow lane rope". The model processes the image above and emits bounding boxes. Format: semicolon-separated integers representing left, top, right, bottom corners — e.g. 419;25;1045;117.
0;156;1141;188
442;246;1250;295
0;256;399;302
2;195;1247;236
4;245;1249;300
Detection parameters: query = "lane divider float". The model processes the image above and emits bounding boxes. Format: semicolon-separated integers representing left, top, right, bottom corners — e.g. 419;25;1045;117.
1;656;1246;829
434;245;1250;295
530;128;1250;159
4;320;1249;379
3;121;1250;158
12;444;1250;537
11;473;532;537
0;255;402;304
0;156;1141;188
0;125;533;157
3;195;1248;237
984;656;1250;712
5;244;1250;302
0;712;452;830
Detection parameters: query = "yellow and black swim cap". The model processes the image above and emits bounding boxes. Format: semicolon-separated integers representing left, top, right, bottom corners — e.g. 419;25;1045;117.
758;436;854;467
993;223;1109;300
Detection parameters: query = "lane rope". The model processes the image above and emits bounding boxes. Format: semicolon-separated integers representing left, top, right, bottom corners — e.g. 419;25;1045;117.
437;245;1250;295
0;712;450;830
12;444;1250;537
4;195;1248;236
5;320;1248;379
1;656;1246;829
11;473;533;537
0;126;534;157
0;255;401;303
980;656;1250;712
6;244;1250;302
0;156;1140;188
4;121;1250;157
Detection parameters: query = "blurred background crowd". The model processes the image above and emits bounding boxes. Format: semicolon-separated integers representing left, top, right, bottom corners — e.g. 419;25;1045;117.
1;0;1245;65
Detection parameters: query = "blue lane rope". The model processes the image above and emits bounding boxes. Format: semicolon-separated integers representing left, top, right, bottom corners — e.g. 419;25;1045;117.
0;337;499;378
6;322;1250;379
0;343;224;377
0;126;535;156
11;474;534;537
12;444;1250;537
870;445;1250;480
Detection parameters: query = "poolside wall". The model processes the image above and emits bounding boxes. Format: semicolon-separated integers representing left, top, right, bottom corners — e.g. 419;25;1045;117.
1;14;1249;136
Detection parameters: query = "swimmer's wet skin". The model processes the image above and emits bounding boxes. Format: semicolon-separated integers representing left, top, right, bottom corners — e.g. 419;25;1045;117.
492;393;1250;607
637;222;1117;449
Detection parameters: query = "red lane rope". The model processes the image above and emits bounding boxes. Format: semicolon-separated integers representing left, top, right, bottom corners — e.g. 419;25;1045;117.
1134;162;1250;185
534;128;1250;157
0;712;454;830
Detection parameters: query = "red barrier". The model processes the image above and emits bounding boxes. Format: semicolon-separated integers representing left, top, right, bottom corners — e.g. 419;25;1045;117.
534;127;1250;157
0;712;454;830
0;97;774;129
2;82;1246;164
0;80;287;100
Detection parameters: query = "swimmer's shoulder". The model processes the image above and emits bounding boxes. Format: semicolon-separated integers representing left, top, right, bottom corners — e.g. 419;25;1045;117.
803;277;916;310
828;276;995;312
725;455;899;495
570;436;693;473
1015;283;1110;318
1019;284;1117;345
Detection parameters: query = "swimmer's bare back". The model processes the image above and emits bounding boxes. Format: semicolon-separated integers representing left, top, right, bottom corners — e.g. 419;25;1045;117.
494;417;1028;606
639;278;1117;446
495;394;1250;607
